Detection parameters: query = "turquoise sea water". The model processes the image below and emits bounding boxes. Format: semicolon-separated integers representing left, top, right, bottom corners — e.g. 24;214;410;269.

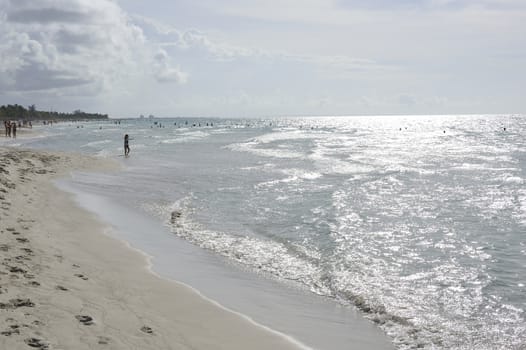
9;114;526;349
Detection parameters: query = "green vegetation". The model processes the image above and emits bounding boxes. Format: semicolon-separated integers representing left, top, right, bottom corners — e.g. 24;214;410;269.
0;104;108;120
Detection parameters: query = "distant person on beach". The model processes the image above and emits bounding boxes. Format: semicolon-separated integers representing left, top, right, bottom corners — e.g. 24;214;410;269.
124;134;130;156
12;122;16;138
4;120;8;137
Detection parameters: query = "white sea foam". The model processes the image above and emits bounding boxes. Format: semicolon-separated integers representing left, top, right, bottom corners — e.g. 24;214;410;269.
142;198;330;297
160;131;211;144
504;176;523;184
255;130;314;143
280;168;323;180
255;176;299;189
81;139;111;148
226;141;305;159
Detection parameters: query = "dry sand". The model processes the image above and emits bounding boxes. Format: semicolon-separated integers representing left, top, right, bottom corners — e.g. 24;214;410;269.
0;147;307;350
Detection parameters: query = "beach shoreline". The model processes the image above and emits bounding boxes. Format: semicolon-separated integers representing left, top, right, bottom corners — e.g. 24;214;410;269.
0;146;312;350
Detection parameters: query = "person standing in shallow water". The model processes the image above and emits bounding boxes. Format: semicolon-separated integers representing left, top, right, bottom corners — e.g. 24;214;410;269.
124;134;130;156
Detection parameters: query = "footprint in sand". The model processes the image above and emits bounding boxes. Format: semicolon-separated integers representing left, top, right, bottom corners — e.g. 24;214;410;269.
15;255;31;262
1;326;20;336
1;324;23;336
12;298;35;307
0;298;35;309
55;285;68;291
8;266;27;274
140;326;154;334
75;315;94;326
74;274;88;280
20;248;33;255
16;237;29;243
98;336;111;345
24;337;49;349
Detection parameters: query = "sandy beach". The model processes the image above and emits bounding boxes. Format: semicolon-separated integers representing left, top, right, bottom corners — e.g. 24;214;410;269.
0;146;308;350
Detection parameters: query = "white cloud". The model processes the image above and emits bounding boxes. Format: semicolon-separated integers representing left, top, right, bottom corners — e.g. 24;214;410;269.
0;0;189;94
0;0;141;92
153;49;188;83
132;15;393;77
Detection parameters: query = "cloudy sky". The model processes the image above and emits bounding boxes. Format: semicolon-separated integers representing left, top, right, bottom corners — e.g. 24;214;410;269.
0;0;525;117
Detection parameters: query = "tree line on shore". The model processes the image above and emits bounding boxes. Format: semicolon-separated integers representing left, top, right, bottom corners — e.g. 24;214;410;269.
0;104;108;121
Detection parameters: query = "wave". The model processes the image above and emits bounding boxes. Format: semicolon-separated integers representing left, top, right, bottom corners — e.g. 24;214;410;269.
226;141;305;159
81;139;112;148
160;131;211;144
141;197;330;296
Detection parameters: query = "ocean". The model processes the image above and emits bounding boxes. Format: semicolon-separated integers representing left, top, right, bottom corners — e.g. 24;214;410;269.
8;114;526;349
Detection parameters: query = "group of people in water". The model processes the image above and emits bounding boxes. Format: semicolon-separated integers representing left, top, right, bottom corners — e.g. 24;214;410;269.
2;120;34;138
4;120;18;138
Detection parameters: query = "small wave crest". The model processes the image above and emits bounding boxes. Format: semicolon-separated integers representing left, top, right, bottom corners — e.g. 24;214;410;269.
160;131;211;144
81;139;111;148
255;169;323;189
226;141;305;159
225;130;315;159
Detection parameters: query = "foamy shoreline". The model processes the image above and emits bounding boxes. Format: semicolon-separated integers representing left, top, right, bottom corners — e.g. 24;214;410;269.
0;146;309;349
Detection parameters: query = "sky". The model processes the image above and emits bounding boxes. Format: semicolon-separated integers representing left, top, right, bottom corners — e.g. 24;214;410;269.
0;0;525;118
